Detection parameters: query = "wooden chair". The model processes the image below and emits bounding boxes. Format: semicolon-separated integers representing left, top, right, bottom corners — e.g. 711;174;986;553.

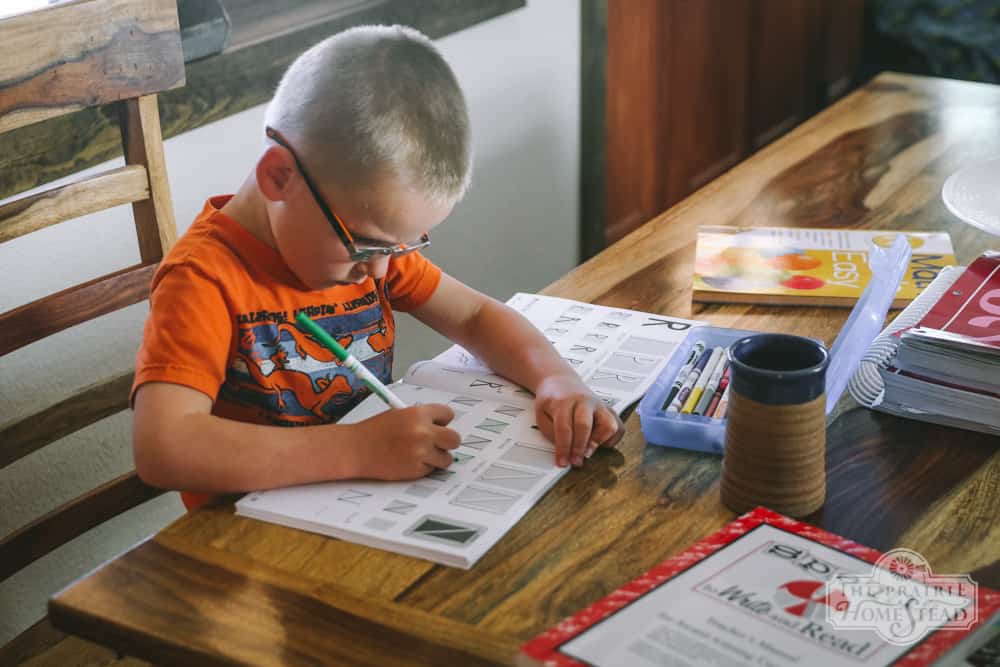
0;0;185;663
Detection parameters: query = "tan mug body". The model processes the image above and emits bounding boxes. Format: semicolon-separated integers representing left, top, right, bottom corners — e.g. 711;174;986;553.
721;333;829;517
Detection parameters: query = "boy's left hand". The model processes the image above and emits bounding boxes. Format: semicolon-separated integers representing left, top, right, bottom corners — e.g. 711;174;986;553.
534;374;625;467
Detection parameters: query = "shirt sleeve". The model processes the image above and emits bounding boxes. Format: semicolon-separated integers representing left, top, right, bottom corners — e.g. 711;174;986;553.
131;262;233;405
385;250;442;311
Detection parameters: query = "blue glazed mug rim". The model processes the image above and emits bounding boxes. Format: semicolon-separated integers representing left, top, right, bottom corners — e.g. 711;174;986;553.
728;333;829;405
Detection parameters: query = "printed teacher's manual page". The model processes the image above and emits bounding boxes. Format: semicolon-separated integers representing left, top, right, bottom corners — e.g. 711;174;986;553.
236;293;702;568
519;507;1000;667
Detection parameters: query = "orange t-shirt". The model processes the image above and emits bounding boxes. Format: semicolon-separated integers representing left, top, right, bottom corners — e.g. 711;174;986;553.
133;195;442;509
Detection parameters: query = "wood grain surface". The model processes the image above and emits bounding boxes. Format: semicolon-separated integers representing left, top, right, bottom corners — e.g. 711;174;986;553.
0;165;149;244
0;0;184;135
50;73;1000;666
0;262;156;357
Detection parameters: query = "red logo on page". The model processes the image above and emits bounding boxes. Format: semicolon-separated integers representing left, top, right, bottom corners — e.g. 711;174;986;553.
775;580;850;619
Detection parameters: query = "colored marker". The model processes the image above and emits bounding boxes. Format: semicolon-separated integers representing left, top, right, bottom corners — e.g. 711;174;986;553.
715;384;732;420
694;357;728;416
682;347;723;414
661;340;706;410
666;346;712;412
295;311;407;409
704;365;730;417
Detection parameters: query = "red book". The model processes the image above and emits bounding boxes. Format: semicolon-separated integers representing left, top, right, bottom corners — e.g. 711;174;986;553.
518;508;1000;667
903;252;1000;353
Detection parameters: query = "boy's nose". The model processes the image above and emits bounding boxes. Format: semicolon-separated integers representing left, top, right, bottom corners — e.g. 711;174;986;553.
368;254;391;278
354;254;390;281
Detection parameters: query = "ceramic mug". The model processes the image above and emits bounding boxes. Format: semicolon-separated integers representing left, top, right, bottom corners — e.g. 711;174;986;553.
720;333;829;517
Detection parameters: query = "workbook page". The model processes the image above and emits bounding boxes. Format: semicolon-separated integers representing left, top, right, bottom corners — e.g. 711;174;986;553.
238;381;564;568
432;292;702;414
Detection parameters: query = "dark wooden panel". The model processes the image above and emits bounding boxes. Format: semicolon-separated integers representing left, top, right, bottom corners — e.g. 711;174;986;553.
663;0;752;203
604;0;670;245
0;372;133;470
580;0;607;260
0;0;185;135
0;263;156;357
0;0;524;201
50;537;516;666
593;0;867;249
824;0;866;101
605;0;753;247
0;472;164;582
747;0;818;150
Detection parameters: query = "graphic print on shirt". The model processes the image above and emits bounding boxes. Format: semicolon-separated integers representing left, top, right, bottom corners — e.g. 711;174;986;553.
221;296;394;425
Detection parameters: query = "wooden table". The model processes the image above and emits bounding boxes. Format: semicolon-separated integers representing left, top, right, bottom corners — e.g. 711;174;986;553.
50;72;1000;666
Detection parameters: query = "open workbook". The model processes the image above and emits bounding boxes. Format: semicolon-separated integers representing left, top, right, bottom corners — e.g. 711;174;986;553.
236;293;701;568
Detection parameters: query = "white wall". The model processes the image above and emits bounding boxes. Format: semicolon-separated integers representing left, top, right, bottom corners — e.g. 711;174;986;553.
0;0;580;643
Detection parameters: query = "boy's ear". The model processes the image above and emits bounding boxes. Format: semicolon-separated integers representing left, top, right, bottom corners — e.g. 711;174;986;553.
256;145;296;202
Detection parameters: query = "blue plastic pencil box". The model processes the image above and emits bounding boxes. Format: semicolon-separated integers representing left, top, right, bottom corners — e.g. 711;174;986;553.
637;325;757;455
638;235;915;455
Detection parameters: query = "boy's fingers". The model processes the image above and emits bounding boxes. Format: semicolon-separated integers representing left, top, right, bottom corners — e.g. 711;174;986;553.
435;426;461;450
602;411;626;448
551;403;574;467
429;446;454;470
423;403;456;426
571;401;594;466
585;410;624;459
533;411;565;467
534;410;555;442
592;407;622;447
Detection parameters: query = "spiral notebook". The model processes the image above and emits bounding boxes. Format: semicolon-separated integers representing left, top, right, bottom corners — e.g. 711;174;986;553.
848;255;1000;435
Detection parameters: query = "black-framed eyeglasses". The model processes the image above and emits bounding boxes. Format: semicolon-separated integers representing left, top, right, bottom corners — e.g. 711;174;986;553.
265;126;431;262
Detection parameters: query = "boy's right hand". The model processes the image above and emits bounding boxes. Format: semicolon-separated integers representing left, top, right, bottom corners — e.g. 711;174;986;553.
348;403;460;479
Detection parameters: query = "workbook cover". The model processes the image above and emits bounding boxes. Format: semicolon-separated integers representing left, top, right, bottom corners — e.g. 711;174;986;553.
518;507;1000;667
693;226;955;307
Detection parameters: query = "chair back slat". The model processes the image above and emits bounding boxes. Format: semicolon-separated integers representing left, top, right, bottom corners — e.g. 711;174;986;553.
1;372;133;470
0;472;165;583
0;0;185;136
0;165;150;244
0;262;156;357
121;96;177;261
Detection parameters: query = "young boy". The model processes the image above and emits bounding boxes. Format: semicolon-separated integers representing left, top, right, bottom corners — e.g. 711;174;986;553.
132;25;623;510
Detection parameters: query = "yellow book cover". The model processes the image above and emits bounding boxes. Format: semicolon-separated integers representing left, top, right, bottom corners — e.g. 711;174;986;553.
693;226;955;307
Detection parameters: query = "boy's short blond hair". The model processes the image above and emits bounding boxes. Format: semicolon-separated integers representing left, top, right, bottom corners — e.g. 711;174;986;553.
265;25;472;206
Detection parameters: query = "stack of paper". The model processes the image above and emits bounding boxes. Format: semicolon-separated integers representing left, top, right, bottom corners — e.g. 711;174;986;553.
895;327;1000;395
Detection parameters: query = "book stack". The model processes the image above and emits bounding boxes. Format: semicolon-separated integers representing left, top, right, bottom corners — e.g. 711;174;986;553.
849;251;1000;434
